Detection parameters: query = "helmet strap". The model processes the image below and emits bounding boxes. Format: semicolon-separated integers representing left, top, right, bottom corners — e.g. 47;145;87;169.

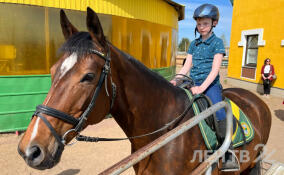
194;27;198;38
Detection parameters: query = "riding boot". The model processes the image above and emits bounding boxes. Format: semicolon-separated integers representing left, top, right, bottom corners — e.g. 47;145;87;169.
217;119;240;172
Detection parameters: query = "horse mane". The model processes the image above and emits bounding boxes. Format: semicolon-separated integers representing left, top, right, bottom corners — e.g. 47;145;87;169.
115;47;181;93
59;32;95;57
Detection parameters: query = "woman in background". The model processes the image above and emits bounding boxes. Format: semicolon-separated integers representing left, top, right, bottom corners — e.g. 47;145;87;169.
261;58;275;97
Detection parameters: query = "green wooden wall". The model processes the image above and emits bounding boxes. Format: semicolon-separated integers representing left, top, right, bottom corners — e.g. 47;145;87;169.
0;75;51;132
0;66;175;132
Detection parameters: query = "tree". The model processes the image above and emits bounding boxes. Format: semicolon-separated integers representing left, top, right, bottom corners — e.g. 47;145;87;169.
178;38;191;52
220;34;228;47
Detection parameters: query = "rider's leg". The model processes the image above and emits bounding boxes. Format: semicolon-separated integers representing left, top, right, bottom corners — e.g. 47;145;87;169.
203;83;226;121
203;83;239;171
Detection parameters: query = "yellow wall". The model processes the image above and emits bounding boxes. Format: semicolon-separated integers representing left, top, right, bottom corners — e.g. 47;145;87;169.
0;0;180;29
228;0;284;89
112;16;176;69
0;3;177;75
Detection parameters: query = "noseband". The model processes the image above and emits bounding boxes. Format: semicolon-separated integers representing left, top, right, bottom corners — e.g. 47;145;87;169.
33;46;116;147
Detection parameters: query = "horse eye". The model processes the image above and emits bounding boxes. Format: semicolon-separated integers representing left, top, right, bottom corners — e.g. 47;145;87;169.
80;73;95;83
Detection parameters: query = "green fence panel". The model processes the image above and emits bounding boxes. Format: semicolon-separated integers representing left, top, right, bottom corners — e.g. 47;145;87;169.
152;66;176;80
0;75;51;132
0;66;175;132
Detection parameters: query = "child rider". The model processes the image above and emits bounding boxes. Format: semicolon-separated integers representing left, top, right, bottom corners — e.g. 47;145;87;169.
171;4;239;171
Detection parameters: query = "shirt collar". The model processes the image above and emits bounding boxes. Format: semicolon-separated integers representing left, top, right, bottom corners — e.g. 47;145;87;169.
196;33;216;45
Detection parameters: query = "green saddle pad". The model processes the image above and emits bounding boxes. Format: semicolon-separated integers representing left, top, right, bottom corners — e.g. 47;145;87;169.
183;89;254;150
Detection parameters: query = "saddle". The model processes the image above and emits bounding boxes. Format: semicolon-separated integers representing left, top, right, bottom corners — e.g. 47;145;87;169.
175;75;251;149
175;76;219;137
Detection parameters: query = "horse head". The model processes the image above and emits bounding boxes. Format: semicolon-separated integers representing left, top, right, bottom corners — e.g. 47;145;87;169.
18;7;114;169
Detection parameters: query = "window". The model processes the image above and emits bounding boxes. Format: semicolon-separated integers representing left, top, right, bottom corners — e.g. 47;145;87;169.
142;31;151;68
160;35;168;67
244;35;258;67
238;29;265;80
0;4;113;75
0;4;45;75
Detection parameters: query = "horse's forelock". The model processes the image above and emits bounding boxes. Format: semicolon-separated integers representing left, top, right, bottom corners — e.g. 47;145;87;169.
59;32;94;57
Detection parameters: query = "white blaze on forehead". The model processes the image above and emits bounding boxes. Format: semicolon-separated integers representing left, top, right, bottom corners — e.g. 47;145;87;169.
59;53;78;79
30;53;78;140
29;55;78;141
30;117;40;140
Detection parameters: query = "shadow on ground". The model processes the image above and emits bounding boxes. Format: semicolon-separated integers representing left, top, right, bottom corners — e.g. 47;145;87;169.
274;110;284;121
57;169;80;175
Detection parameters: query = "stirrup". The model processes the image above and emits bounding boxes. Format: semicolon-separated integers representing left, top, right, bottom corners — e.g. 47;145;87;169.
220;149;240;172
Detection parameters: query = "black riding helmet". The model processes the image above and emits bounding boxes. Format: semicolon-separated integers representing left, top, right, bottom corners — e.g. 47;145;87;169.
193;4;219;21
193;4;220;37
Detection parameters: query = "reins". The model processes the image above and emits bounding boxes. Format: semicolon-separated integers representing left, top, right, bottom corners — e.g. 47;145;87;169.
75;92;207;143
34;43;207;146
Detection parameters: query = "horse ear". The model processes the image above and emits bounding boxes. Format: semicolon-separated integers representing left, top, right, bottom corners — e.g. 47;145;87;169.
86;7;106;47
60;10;78;40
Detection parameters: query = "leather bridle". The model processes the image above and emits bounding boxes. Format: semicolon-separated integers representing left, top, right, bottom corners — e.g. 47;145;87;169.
33;46;116;148
31;46;210;148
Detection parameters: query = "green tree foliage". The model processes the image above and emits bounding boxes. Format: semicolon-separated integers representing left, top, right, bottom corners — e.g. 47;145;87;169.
220;34;228;47
178;38;191;52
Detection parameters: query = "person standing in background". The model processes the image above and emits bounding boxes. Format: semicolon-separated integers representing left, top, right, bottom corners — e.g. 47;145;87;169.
261;58;275;97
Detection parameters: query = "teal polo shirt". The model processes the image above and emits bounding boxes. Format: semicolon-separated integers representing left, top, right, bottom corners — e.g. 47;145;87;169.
187;33;225;85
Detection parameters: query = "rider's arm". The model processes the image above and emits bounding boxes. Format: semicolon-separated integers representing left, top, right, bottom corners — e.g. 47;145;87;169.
177;54;192;76
170;54;192;85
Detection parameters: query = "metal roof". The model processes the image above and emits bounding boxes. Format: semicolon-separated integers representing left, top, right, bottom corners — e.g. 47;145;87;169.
164;0;185;20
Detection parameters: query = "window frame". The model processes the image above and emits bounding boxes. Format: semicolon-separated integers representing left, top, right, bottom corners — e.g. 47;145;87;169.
238;28;266;80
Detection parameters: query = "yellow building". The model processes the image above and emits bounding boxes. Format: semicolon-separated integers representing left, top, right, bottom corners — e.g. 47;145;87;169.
228;0;284;96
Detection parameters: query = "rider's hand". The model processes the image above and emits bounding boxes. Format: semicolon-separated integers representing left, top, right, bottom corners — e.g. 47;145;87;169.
190;86;205;95
170;79;177;86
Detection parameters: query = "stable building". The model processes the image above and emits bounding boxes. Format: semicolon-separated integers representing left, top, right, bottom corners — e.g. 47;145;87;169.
228;0;284;96
0;0;184;132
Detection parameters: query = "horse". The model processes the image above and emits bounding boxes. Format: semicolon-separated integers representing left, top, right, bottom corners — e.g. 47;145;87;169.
18;7;271;175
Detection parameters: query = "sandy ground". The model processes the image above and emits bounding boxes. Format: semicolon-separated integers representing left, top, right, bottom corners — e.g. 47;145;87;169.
0;68;283;175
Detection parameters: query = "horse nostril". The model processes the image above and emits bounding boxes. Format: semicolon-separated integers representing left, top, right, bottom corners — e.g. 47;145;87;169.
26;145;44;167
30;146;41;158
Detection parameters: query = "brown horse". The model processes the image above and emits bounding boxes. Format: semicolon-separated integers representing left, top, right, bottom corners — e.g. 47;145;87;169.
18;8;271;174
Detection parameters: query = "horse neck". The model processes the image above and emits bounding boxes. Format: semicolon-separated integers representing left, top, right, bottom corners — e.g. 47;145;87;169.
109;45;189;145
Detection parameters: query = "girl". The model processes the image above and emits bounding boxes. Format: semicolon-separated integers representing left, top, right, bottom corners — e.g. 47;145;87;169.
171;4;238;171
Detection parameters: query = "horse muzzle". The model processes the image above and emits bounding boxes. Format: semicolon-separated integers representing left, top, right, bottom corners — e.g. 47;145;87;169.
18;142;64;170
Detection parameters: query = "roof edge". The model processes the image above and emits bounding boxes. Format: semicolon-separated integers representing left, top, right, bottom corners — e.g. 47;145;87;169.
164;0;185;20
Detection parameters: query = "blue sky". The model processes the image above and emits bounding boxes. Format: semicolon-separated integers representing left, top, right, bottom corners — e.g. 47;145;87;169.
174;0;233;46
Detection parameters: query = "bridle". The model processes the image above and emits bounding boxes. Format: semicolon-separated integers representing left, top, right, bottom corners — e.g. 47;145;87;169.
32;45;210;148
33;45;116;148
